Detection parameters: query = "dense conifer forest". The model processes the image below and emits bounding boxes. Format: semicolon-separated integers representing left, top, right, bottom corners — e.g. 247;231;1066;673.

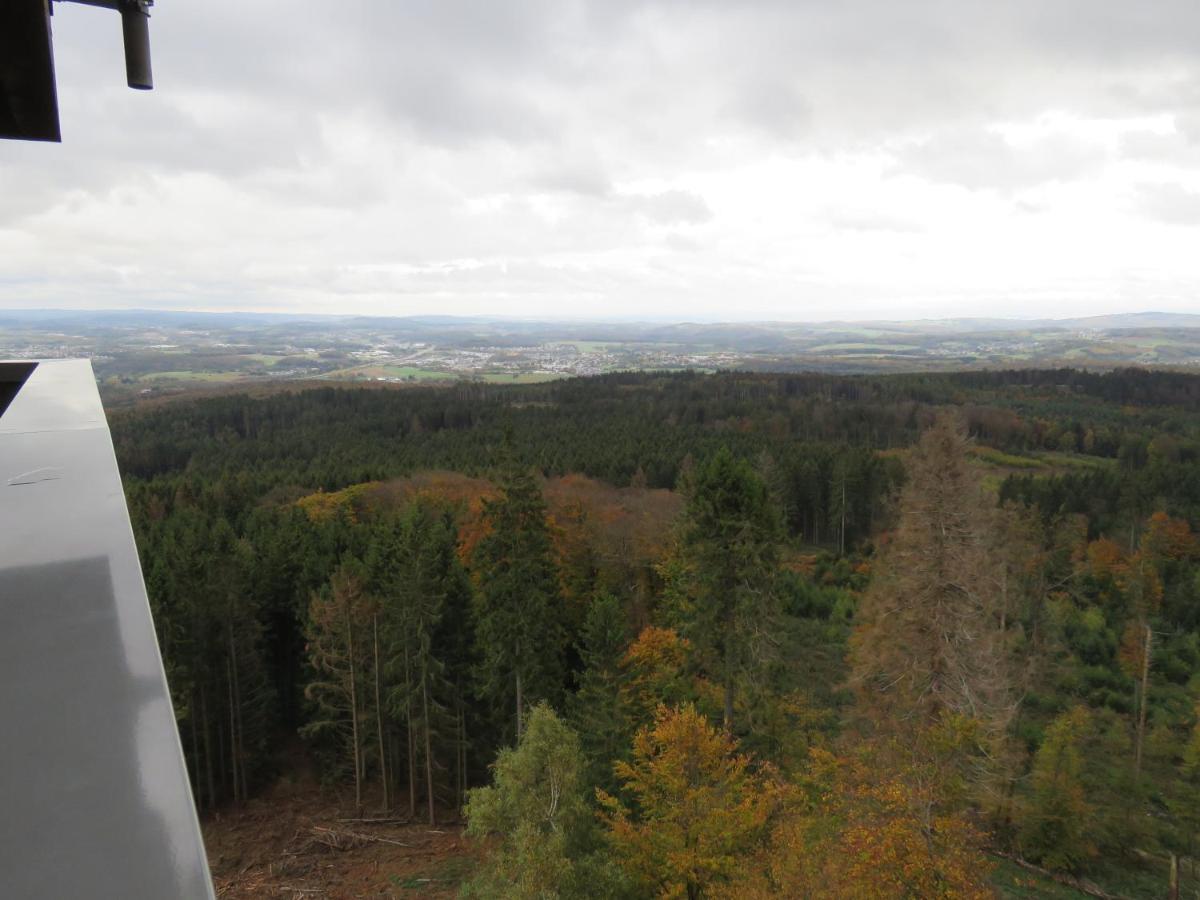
114;368;1200;897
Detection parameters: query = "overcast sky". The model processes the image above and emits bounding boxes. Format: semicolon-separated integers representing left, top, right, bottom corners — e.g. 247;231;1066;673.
2;0;1200;322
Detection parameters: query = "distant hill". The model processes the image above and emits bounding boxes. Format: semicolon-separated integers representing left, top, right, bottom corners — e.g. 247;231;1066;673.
4;308;1199;336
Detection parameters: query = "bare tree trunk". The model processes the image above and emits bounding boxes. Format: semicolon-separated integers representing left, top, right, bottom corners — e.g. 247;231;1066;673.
404;639;416;819
229;621;248;804
457;703;466;811
346;603;362;814
189;688;203;809
201;686;216;808
515;668;524;741
422;673;436;826
515;636;524;740
1134;624;1152;780
840;477;846;555
226;654;240;806
723;675;734;734
217;717;227;802
373;614;389;810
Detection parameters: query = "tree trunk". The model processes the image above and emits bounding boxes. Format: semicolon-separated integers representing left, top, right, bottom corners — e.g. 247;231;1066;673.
422;673;436;826
346;603;362;814
515;635;525;740
723;676;734;734
226;654;240;806
189;688;203;809
404;639;416;819
1134;624;1152;780
457;703;466;811
201;686;216;808
229;621;248;804
515;666;524;741
839;477;846;555
373;614;389;810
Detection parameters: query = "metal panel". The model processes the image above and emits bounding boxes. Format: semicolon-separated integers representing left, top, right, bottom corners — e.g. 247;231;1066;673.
0;359;214;899
0;0;61;142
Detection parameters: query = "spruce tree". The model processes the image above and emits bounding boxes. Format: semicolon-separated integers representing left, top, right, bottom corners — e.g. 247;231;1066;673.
669;446;782;733
570;591;629;793
471;452;566;741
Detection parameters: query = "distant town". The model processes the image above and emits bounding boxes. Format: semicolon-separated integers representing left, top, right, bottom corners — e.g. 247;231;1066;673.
2;309;1199;405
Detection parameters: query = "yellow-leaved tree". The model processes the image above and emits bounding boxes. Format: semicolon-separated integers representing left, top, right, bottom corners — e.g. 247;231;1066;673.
721;744;993;899
598;704;775;899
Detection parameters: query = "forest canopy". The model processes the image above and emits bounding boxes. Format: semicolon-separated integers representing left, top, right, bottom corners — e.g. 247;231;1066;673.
116;367;1200;898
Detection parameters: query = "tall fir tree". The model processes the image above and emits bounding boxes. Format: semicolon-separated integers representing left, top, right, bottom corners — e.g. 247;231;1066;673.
471;445;566;741
668;446;783;733
570;591;630;793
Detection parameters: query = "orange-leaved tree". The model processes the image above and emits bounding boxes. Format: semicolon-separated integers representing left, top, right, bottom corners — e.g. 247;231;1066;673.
723;745;993;899
598;704;776;899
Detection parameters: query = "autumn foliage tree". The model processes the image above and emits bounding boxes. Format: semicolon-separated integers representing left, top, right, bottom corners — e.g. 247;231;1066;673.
1020;706;1092;872
599;704;775;899
724;745;993;899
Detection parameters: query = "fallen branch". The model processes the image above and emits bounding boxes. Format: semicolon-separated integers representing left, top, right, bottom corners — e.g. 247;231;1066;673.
310;825;415;850
989;851;1132;900
336;816;412;826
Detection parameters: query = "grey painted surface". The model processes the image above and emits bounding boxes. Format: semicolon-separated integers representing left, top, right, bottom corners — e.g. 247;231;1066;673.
0;359;214;899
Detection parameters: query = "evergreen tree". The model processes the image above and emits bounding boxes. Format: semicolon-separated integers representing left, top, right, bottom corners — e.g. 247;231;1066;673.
370;501;473;821
571;591;630;793
668;446;783;733
471;451;566;741
301;559;373;812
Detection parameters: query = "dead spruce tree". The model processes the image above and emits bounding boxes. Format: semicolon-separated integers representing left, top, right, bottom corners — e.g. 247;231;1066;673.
850;414;1023;804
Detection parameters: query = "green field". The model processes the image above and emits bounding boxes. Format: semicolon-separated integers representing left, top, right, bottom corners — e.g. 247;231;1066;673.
243;353;285;367
139;370;243;382
480;372;565;384
323;364;457;381
560;340;624;352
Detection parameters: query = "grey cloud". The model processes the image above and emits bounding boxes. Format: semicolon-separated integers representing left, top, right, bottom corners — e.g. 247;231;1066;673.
892;127;1106;191
1134;183;1200;226
826;210;923;233
726;81;812;141
530;161;613;197
10;0;1200;318
625;191;713;225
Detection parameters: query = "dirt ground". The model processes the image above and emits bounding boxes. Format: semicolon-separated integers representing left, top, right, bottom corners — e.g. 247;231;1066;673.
203;776;483;900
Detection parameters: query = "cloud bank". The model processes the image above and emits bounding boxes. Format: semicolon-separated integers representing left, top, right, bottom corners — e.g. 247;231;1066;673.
2;0;1200;320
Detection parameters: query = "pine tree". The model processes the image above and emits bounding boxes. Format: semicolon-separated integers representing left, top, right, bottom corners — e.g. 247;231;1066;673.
301;560;373;812
570;592;630;793
471;451;566;741
668;446;782;733
371;501;472;822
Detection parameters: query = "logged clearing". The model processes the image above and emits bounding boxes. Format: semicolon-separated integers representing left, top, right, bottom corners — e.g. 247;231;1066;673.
204;774;481;900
